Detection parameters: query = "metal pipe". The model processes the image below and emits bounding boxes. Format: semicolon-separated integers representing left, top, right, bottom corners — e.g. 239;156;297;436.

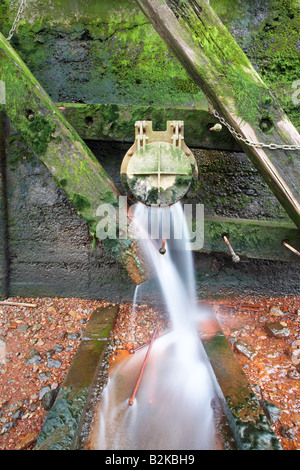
159;238;166;255
128;327;158;406
282;241;300;257
222;235;240;263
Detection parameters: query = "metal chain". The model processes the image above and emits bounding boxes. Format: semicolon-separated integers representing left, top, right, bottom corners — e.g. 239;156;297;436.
6;0;27;41
213;109;300;151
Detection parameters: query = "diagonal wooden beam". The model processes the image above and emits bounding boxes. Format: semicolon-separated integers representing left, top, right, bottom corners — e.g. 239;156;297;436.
0;32;149;285
135;0;300;231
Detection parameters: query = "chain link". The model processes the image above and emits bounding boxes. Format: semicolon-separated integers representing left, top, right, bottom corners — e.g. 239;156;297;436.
6;0;27;41
213;109;300;151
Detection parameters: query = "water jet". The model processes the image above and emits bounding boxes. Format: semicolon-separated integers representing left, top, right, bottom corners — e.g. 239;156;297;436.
35;122;283;451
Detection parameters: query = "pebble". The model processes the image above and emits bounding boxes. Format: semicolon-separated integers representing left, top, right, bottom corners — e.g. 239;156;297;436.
234;340;257;360
264;322;290;338
25;349;43;365
67;332;80;341
47;358;62;369
37;371;52;382
39;386;50;400
41;389;59;411
269;306;284;317
17;324;29;333
260;399;282;424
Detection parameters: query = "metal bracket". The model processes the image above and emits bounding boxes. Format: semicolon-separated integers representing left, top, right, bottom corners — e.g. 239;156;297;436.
171;121;184;149
135;120;148;152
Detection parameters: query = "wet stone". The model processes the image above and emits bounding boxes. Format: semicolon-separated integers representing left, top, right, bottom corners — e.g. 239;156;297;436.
287;368;300;379
39;386;50;400
269;306;284;317
41;389;59;411
234;340;257;359
264;322;290;338
47;358;62;369
17;324;30;333
260;400;282;424
279;425;297;440
45;349;55;359
25;349;43;365
52;344;63;353
67;332;80;341
57;331;67;341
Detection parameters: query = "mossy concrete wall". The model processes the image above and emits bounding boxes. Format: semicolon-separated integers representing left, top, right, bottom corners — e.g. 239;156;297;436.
0;0;299;299
0;0;298;129
3;137;300;301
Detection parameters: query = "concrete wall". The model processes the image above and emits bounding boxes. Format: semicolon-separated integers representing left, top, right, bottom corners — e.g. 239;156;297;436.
1;135;299;301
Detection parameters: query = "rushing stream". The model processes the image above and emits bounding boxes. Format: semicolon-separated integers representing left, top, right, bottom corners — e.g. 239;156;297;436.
94;202;219;450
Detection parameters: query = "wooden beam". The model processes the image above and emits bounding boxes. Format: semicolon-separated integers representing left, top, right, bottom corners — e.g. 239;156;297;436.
201;216;300;263
0;33;149;285
135;0;300;230
56;102;240;151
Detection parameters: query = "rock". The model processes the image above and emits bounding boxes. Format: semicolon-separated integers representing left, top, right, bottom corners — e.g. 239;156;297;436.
264;322;290;338
67;332;80;341
47;306;56;314
68;310;81;318
291;349;300;365
47;358;62;369
57;331;67;341
41;389;59;411
52;344;63;353
45;349;55;359
279;424;296;440
39;386;50;400
31;324;42;333
17;324;29;333
11;407;24;420
234;340;257;360
25;348;43;365
38;371;52;382
1;419;16;435
260;400;282;424
269;306;284;317
287;368;300;380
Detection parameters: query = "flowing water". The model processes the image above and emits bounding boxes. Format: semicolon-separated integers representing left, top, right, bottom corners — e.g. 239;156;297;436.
93;202;221;450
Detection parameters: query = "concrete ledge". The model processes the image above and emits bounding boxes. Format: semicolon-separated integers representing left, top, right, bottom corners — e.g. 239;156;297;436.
199;309;282;450
35;305;118;450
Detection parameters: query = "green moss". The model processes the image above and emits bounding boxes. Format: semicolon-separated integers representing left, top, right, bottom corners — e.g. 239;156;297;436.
71;193;91;212
0;0;9;33
175;175;192;186
18;113;56;156
59;177;68;187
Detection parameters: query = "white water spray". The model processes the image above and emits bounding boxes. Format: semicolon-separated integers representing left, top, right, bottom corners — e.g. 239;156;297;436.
95;202;217;450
